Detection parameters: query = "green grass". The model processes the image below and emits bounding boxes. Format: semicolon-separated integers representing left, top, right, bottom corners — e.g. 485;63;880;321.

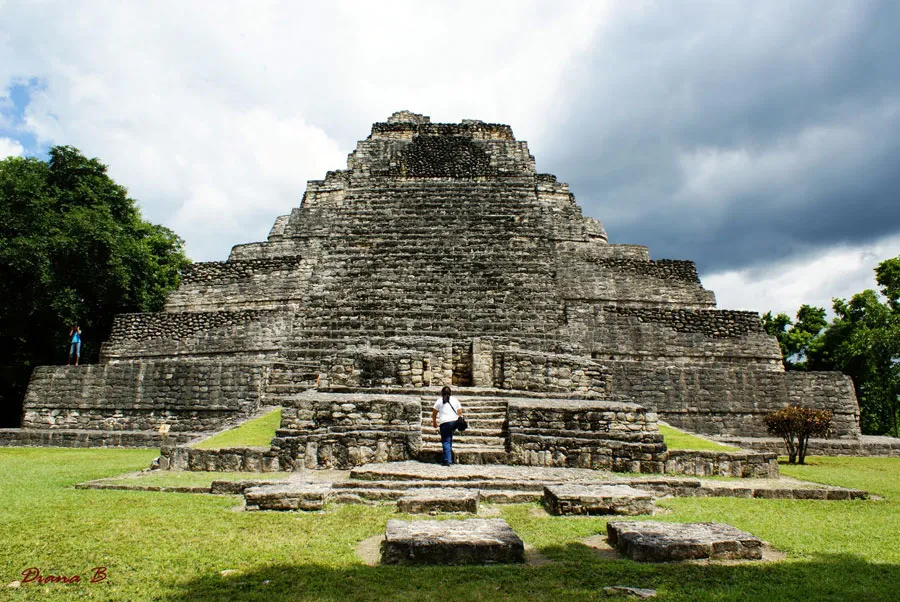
192;408;281;449
99;470;291;488
2;449;899;601
658;423;741;451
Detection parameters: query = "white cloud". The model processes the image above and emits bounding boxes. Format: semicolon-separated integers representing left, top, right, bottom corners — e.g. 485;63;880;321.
703;232;900;316
0;0;616;260
0;137;23;158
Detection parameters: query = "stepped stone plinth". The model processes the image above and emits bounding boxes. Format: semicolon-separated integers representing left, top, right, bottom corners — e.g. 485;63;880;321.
543;484;655;516
396;488;479;514
381;519;525;565
8;109;867;465
607;521;763;562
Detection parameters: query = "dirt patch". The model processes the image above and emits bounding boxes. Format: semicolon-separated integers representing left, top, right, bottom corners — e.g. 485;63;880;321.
356;535;383;566
523;544;553;567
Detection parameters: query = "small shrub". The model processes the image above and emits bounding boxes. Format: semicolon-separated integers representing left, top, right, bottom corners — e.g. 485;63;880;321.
764;406;833;464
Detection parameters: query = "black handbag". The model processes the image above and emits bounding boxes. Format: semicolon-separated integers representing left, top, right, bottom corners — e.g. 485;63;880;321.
452;404;468;432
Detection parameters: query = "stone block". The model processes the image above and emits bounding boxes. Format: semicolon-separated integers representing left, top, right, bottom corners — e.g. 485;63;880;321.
381;519;525;565
543;484;655;516
397;488;479;514
244;482;332;511
607;521;763;562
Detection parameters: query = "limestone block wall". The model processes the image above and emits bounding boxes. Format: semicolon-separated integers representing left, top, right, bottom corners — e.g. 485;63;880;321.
566;305;783;365
101;309;291;361
603;361;860;438
492;350;606;396
556;242;717;308
272;392;422;469
165;255;319;311
21;361;265;433
507;399;668;472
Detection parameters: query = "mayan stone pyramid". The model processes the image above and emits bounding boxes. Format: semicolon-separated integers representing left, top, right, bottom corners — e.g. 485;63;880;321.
9;110;861;466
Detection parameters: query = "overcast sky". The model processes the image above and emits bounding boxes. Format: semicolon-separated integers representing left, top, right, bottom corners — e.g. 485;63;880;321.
2;0;898;317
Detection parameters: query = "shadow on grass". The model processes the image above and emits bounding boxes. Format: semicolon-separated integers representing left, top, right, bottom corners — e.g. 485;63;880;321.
161;549;900;602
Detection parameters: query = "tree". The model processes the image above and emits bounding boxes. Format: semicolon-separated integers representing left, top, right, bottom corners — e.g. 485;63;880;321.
762;304;827;370
765;257;900;437
0;146;191;426
764;406;833;464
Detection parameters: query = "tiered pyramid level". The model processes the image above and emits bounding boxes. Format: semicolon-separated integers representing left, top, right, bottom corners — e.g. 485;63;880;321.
8;110;862;463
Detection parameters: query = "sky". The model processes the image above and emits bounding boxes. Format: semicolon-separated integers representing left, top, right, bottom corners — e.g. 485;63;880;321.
1;0;898;317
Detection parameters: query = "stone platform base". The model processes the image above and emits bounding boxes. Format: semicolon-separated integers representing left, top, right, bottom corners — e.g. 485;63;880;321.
244;482;332;511
380;519;525;565
607;521;763;562
716;435;900;458
0;428;197;448
543;484;655;516
397;488;478;514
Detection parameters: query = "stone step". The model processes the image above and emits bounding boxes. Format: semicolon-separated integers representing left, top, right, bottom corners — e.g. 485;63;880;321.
332;478;549;493
421;435;506;446
416;447;510;465
419;417;507;429
419;427;506;437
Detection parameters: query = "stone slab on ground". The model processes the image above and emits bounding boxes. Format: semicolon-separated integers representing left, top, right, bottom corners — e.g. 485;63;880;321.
380;518;525;565
607;521;763;562
543;484;655;516
244;482;332;511
351;461;612;482
397;488;478;514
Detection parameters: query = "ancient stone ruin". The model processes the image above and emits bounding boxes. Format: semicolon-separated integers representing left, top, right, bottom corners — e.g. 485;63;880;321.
4;110;866;467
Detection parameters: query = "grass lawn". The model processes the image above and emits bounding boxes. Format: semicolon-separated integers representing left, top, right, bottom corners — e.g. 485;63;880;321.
100;470;292;488
658;423;741;451
192;408;281;449
1;449;899;601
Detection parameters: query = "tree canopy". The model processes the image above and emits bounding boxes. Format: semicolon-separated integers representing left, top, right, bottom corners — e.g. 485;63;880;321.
0;146;190;426
764;256;900;436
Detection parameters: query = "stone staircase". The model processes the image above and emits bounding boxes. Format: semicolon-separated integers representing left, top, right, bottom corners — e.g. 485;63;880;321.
328;462;600;505
416;396;509;464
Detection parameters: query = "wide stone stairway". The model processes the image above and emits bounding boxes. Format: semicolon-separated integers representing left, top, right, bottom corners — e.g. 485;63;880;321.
418;396;509;464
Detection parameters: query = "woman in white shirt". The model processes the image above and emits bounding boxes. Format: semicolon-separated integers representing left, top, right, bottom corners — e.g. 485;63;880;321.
431;385;464;466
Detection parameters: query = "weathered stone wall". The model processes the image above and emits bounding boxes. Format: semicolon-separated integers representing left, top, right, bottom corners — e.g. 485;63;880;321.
102;310;290;360
492;350;606;396
663;450;778;478
272;392;422;469
507;399;667;472
21;362;265;433
159;445;281;472
565;305;782;365
604;361;860;438
165;255;318;311
0;428;195;448
556;241;716;309
717;435;900;457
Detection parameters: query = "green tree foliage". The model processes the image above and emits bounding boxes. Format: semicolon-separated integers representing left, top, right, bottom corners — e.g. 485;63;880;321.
768;256;900;437
0;146;190;426
762;304;828;370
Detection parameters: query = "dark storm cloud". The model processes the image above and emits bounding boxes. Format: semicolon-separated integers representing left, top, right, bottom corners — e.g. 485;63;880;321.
541;0;900;272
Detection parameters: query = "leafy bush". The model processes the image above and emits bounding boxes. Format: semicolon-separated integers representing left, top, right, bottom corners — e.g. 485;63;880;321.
764;406;833;464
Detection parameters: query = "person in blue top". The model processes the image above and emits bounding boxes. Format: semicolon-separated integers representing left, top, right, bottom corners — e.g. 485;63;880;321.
431;386;464;466
68;325;81;366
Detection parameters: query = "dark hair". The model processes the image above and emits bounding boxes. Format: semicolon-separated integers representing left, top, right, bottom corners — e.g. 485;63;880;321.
440;386;452;402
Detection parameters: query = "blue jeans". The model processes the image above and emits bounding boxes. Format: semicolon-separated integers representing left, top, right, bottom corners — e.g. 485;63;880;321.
69;342;81;359
439;421;457;464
